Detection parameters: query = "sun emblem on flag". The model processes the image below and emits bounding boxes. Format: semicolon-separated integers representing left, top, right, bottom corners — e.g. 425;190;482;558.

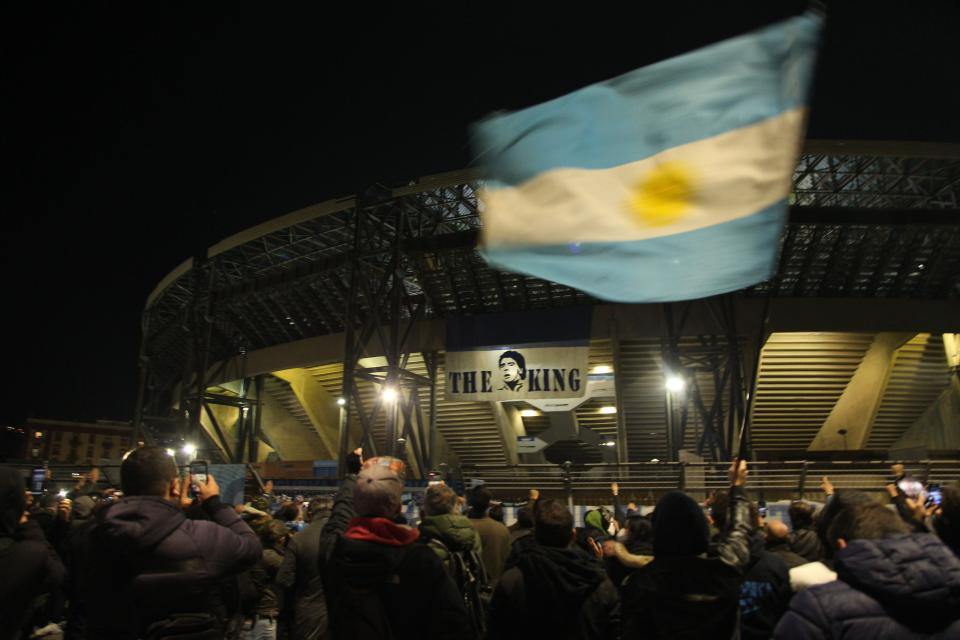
629;161;695;226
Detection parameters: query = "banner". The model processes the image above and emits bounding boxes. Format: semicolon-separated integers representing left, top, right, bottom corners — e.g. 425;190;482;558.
445;307;592;402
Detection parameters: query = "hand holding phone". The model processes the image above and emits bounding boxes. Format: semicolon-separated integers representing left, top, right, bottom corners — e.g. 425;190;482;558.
190;461;208;487
189;461;217;502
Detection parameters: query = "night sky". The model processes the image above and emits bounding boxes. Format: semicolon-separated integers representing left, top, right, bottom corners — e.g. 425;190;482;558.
4;3;959;427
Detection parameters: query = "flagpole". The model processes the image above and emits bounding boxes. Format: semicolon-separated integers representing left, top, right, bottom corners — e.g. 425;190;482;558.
735;291;772;463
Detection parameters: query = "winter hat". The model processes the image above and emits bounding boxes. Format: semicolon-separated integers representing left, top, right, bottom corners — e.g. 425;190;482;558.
354;458;404;518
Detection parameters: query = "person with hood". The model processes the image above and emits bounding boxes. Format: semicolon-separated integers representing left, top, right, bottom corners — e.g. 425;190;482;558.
419;482;489;635
325;456;473;640
274;496;333;640
419;482;484;574
620;460;753;639
70;446;262;638
584;508;612;538
487;498;620;640
0;466;66;640
774;502;960;638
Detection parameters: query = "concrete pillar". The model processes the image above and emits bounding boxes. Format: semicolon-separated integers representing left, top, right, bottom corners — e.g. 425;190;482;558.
491;402;525;466
808;332;914;451
890;333;960;453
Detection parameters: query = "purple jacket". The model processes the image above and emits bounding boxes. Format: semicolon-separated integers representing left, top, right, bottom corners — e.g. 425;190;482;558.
774;533;960;639
74;495;261;638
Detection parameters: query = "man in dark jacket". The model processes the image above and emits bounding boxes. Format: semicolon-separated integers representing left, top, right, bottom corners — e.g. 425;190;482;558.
621;460;753;640
487;499;620;640
325;456;473;640
467;486;512;586
775;503;960;638
275;496;334;640
70;446;262;638
0;466;66;640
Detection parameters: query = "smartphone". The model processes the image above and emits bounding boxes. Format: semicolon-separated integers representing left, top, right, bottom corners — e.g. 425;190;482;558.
190;461;208;497
926;484;942;508
758;500;767;518
31;468;47;496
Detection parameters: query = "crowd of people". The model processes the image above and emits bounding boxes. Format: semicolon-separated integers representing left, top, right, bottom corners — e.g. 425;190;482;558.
2;450;959;639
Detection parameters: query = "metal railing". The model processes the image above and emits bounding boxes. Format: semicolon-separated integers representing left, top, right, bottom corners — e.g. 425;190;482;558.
461;460;960;499
8;459;959;501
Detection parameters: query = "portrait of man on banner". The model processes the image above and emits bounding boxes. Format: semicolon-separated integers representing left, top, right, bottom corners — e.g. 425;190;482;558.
497;350;526;392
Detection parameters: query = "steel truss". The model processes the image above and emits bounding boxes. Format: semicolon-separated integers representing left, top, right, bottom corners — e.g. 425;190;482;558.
661;296;755;463
336;189;441;477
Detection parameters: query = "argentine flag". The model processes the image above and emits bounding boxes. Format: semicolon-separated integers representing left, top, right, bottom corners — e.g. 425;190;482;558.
473;12;822;302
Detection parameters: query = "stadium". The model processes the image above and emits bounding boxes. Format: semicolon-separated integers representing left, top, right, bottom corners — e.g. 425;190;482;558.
135;141;960;501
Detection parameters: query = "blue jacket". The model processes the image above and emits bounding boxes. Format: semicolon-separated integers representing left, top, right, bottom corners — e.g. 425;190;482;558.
775;533;960;639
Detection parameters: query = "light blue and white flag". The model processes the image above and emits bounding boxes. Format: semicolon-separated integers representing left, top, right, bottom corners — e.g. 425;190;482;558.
473;12;821;302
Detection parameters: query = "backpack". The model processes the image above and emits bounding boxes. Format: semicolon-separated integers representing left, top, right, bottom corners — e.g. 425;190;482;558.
329;543;414;640
427;537;492;637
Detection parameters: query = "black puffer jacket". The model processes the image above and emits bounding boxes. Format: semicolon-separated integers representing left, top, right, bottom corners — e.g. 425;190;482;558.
774;533;960;639
488;544;620;640
621;486;752;640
